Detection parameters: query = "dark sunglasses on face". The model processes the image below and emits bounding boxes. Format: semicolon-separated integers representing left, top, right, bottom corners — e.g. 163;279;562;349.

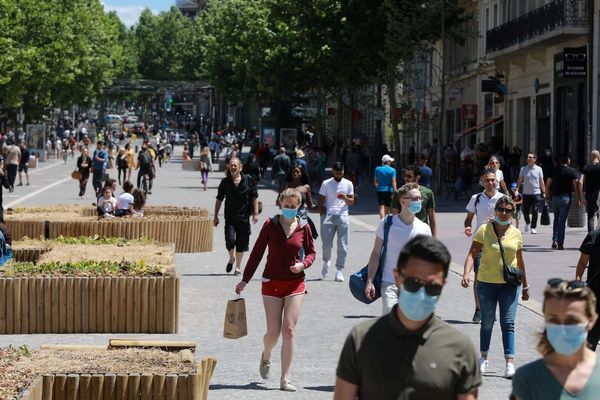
496;206;514;214
547;278;586;290
400;272;443;296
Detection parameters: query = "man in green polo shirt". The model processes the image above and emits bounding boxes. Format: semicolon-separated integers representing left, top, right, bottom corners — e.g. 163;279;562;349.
334;236;481;399
391;164;437;237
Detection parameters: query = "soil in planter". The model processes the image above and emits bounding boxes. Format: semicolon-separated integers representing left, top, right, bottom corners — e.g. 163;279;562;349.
0;347;36;400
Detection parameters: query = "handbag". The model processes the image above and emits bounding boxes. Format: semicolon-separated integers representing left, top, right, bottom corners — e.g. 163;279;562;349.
349;215;393;304
492;223;523;286
223;297;248;339
540;201;551;226
71;170;81;180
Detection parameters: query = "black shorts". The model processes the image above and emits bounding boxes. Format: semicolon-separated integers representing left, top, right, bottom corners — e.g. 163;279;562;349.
224;220;251;252
18;164;27;173
377;191;392;207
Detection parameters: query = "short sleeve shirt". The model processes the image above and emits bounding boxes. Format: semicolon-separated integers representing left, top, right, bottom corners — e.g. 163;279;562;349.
465;191;504;232
519;165;544;195
336;306;482;399
512;359;600;400
579;230;600;290
474;223;523;284
582;163;600;196
319;177;354;216
420;165;433;188
216;174;259;222
374;165;396;192
375;215;432;283
391;186;436;225
551;165;578;197
116;192;134;210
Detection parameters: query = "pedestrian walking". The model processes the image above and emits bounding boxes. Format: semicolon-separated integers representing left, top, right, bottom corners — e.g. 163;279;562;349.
125;142;135;181
335;236;481;399
462;195;529;378
545;154;579;250
510;182;523;228
365;182;432;314
512;279;600;399
579;150;600;232
517;152;545;234
417;154;433;189
136;144;154;195
318;162;355;282
213;157;259;275
235;188;315;392
116;148;128;185
271;147;291;191
91;141;108;198
0;158;11;222
17;144;29;186
373;154;397;219
76;147;92;198
391;164;437;236
486;156;509;193
575;229;600;350
4;139;20;192
242;153;261;183
463;168;504;323
199;146;213;191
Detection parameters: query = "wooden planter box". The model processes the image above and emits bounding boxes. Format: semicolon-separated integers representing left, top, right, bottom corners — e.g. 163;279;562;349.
0;275;179;334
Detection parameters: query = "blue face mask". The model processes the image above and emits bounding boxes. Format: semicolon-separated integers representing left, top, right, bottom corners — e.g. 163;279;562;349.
495;216;511;225
546;322;588;355
408;200;422;215
398;286;439;321
281;208;297;220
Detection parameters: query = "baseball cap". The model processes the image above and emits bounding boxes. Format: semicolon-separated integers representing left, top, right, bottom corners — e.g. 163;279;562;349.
382;154;394;163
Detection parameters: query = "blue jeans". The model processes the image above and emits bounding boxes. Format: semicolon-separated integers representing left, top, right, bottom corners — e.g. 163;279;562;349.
320;214;349;270
477;282;520;358
552;195;571;246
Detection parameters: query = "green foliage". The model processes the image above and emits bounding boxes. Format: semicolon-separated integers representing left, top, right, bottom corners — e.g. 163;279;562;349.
2;259;162;276
50;235;154;246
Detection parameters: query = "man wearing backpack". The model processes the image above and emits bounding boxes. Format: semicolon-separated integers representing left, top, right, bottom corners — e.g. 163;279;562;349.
136;144;154;194
92;141;108;198
463;168;504;323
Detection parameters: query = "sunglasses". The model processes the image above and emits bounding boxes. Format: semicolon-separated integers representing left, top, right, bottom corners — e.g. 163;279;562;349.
496;206;514;214
400;272;443;296
547;278;586;290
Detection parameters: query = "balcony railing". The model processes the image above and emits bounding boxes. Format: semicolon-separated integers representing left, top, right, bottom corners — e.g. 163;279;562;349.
486;0;588;54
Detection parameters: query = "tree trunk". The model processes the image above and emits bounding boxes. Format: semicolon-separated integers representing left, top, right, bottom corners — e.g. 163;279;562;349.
387;78;401;174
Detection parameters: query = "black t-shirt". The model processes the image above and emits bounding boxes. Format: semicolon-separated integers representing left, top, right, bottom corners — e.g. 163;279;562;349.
216;174;258;222
582;162;600;197
551;165;578;196
579;230;600;289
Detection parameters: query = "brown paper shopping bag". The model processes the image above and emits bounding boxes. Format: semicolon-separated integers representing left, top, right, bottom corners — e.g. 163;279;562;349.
223;298;248;339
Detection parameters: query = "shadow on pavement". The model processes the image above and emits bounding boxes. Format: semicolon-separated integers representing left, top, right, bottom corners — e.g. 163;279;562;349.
180;273;233;277
209;382;272;391
444;319;476;325
304;385;334;392
343;315;377;319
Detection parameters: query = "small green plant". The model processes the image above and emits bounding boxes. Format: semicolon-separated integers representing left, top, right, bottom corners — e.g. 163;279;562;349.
1;260;162;276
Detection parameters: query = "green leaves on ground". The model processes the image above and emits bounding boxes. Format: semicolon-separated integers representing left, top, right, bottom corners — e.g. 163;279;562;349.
2;259;162;277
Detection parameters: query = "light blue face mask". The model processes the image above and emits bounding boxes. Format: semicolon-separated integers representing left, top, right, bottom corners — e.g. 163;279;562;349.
281;208;297;220
398;286;439;321
495;216;511;225
408;200;422;215
546;322;588;355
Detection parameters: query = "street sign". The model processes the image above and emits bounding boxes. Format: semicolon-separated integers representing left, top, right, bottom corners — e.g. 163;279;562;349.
564;46;587;77
461;105;477;122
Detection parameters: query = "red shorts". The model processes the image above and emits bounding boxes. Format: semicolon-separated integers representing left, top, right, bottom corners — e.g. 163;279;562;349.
261;278;306;298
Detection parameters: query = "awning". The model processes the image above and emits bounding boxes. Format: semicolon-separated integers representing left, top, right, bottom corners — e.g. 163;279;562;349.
456;115;503;138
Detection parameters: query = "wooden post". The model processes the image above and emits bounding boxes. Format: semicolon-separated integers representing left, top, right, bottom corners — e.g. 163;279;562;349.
79;374;92;400
148;277;157;333
103;276;112;332
177;375;188;400
54;374;68;400
96;276;104;333
90;374;104;400
118;277;127;332
139;374;152;400
115;374;128;400
103;373;117;400
140;277;149;332
152;375;165;399
66;277;74;333
13;277;21;333
73;277;82;333
175;276;180;333
0;279;6;334
110;276;120;332
42;374;55;400
65;374;80;400
156;277;164;333
44;277;52;332
58;277;68;333
89;277;97;333
188;371;199;400
165;375;178;399
133;277;142;333
21;277;29;333
51;276;60;333
6;278;14;334
164;277;175;333
126;276;134;332
36;277;44;333
127;373;140;400
81;277;89;333
28;277;36;334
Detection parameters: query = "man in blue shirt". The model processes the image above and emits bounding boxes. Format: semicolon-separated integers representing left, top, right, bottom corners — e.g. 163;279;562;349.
92;140;108;198
374;155;397;218
418;154;433;189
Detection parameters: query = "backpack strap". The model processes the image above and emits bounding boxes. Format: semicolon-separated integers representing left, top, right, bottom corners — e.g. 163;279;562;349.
378;215;394;272
474;192;483;207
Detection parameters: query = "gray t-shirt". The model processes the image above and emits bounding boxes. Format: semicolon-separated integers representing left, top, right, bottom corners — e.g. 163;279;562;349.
519;165;544;195
336;306;481;399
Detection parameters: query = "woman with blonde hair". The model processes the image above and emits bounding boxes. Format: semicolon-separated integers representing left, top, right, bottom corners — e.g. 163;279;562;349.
486;156;508;193
512;279;600;399
235;188;315;392
199;146;212;191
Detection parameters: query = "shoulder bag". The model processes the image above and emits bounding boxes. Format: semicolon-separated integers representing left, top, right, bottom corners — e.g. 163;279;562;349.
492;223;523;286
349;215;393;304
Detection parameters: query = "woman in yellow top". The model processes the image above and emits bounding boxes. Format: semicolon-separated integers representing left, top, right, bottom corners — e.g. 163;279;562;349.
125;143;135;181
462;195;529;379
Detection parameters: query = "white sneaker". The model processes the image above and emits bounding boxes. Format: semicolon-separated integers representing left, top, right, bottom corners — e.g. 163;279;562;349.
335;270;345;282
321;261;330;278
479;357;488;374
524;223;530;232
531;228;537;234
504;362;515;378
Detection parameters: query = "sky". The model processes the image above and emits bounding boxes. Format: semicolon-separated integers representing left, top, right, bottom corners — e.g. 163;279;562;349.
103;1;174;27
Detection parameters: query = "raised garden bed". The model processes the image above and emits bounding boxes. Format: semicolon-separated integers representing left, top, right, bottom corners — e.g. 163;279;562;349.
4;345;216;400
0;238;179;334
5;206;212;253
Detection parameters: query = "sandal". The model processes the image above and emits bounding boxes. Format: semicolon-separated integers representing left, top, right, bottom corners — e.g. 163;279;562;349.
259;352;270;379
280;378;296;392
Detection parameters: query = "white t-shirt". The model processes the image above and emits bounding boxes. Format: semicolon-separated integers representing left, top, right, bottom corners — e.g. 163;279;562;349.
519;165;544;195
376;215;432;284
98;197;117;213
116;192;134;210
466;191;504;232
319;177;354;216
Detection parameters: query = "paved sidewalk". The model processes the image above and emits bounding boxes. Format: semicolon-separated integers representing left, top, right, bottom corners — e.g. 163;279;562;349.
1;151;584;399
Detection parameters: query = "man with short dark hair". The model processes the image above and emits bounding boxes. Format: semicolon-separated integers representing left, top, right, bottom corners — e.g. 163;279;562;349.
271;147;291;191
92;141;108;198
418;154;433;189
517;152;545;234
545;154;578;250
318;162;354;282
390;164;436;236
335;236;481;399
579;150;600;232
373;154;397;219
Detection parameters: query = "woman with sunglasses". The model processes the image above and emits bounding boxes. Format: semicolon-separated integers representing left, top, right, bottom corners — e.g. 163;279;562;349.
512;279;599;399
462;195;529;378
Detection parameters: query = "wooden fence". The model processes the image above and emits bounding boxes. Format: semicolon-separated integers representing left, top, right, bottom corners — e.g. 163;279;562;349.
0;275;179;334
18;358;217;400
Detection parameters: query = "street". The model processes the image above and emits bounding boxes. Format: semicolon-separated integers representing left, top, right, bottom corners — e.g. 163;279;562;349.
0;147;591;399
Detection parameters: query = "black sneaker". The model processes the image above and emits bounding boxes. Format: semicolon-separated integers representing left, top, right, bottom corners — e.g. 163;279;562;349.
552;241;558;249
472;309;481;324
557;245;565;250
226;262;234;273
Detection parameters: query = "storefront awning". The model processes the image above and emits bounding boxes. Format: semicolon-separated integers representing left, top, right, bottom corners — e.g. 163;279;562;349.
456;115;504;138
